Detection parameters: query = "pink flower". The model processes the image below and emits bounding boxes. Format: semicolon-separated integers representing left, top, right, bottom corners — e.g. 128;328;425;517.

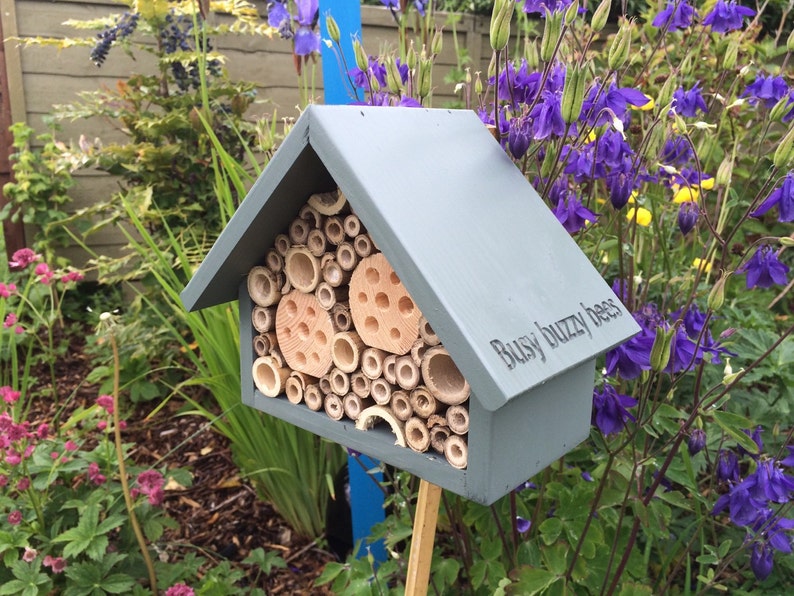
36;423;49;439
137;469;165;506
0;282;16;298
7;510;22;525
22;547;37;563
64;440;78;452
3;313;17;329
43;555;66;573
8;248;41;269
96;394;114;414
5;450;21;466
17;477;30;491
50;451;60;459
14;325;24;335
118;420;127;430
165;583;196;596
87;462;106;485
34;263;54;285
0;474;7;487
96;420;107;431
60;271;84;284
0;385;20;403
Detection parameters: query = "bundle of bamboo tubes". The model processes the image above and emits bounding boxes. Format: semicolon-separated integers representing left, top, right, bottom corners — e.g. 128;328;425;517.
247;188;470;469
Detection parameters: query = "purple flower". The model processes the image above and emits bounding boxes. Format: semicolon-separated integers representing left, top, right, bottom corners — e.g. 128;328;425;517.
530;90;566;140
267;1;292;38
606;170;635;209
751;172;794;223
702;0;756;34
592;384;638;435
379;0;399;8
739;246;790;289
507;117;531;159
516;516;531;533
553;193;599;234
717;450;740;484
678;201;699;235
688;428;707;455
659;136;694;167
521;0;574;15
744;74;789;109
293;0;319;56
751;542;775;581
605;319;655;379
672;82;708;117
746;459;794;504
582;81;651;127
652;0;697;31
781;446;794;467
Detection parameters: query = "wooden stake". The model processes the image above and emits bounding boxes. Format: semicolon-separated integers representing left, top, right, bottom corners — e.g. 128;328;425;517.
405;480;442;596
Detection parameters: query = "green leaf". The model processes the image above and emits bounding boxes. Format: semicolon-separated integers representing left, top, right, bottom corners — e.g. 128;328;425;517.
710;410;759;454
542;543;568;575
539;517;563;545
508;567;559;595
98;573;136;594
313;562;345;587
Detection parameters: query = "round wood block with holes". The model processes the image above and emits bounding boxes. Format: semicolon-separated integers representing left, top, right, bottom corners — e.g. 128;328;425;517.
275;290;334;377
349;253;421;355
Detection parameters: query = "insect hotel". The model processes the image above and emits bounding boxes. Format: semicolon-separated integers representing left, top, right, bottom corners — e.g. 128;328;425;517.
181;106;639;505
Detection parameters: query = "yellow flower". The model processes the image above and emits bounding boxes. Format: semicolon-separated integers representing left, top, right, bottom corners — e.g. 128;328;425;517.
673;186;700;203
628;190;638;204
626;207;652;226
630;95;655;111
699;175;715;191
692;258;712;273
587;130;597;143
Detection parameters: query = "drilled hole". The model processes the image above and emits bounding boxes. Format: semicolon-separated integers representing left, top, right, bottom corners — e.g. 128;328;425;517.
358;292;368;304
284;299;297;317
297;323;310;340
305;306;316;319
315;330;327;345
365;316;379;333
390;328;401;340
389;271;401;285
365;267;379;284
375;292;390;310
398;296;414;316
294;352;307;366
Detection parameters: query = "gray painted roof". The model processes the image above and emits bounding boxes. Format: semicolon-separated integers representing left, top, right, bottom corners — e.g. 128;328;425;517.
181;105;639;411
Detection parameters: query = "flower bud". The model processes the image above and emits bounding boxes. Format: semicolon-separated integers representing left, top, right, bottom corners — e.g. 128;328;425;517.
773;124;794;170
607;22;631;71
780;236;794;247
407;43;417;70
723;38;739;70
562;64;586;124
541;9;563;63
770;95;792;122
474;71;484;95
431;28;443;55
525;38;540;71
715;156;733;187
677;201;699;235
325;15;341;45
418;58;432;99
650;325;675;372
490;0;515;52
488;52;497;79
787;28;794;52
673;113;687;136
688;428;707;456
656;76;676;111
591;0;611;32
385;56;403;95
708;272;730;311
353;39;369;72
564;0;580;26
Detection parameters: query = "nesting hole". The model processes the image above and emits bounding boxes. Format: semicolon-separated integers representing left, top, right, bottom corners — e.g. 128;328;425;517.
283;299;297;317
365;267;380;284
451;411;466;426
375;292;390;310
310;352;320;365
450;444;463;458
427;353;466;394
254;361;275;388
296;323;310;340
289;252;316;289
389;271;401;285
365;316;379;333
409;427;425;442
390;328;401;340
357;292;368;304
334;337;355;368
294;352;307;367
305;306;316;319
315;330;328;345
398;296;414;316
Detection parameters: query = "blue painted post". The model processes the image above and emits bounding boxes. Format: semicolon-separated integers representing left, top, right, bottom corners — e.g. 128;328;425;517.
318;0;385;564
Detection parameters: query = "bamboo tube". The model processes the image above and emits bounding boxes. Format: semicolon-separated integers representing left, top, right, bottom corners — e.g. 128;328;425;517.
265;249;283;273
275;290;334;377
410;339;427;367
405;417;431;453
285;371;317;405
336;242;359;272
289;217;311;245
383;355;397;385
322;259;352;287
318;374;332;395
281;276;292;294
444;434;468;469
331;331;367;373
252;356;290;397
253;332;278;357
427;414;446;428
284;247;321;293
252;306;276;333
329;367;350;396
324;393;345;421
353;233;374;258
324;216;345;246
355;405;406;447
390;390;413;421
315;282;347;310
395;356;421;391
418;317;440;346
420;346;470;406
320;253;335;268
343;393;373;421
343;213;362;238
247;266;283;307
349;253;421;355
299;204;323;228
370;378;394;405
331;302;352;332
304;384;323;411
308;189;347;215
269;348;286;368
410;386;438;419
350;372;371;398
446;405;470;435
429;425;450;454
307;229;327;257
274;234;290;257
361;347;387;380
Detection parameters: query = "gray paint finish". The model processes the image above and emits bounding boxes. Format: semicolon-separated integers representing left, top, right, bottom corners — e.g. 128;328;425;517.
182;105;639;412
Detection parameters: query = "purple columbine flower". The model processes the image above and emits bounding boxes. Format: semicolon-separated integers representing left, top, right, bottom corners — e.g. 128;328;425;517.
592;384;638;436
652;0;697;31
606;170;635;209
717;449;740;484
751;172;794;223
530;88;566;140
516;516;531;533
605;319;655;379
508;116;531;159
739;246;790;289
781;446;794;467
659;136;694;167
581;81;651;127
751;542;775;581
552;192;599;234
746;459;794;504
678;201;699;235
672;82;708;117
702;0;756;34
744;74;789;109
293;0;319;56
688;428;707;455
521;0;574;15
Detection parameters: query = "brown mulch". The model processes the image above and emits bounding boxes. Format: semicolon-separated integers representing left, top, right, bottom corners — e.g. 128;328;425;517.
30;326;337;594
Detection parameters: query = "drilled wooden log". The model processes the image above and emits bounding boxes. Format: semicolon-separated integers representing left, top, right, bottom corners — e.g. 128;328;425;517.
446;405;470;435
322;258;352;287
418;317;440;346
329;367;350;397
420;346;470;406
324;216;346;246
247;266;283;307
315;282;347;310
390;390;413;421
274;234;290;257
353;233;374;258
349;253;421;355
304;384;323;411
361;347;387;380
252;306;276;333
350;372;371;398
308;189;347;216
252;356;290;397
253;332;278;357
336;242;359;272
383;354;397;385
405;417;431;453
370;378;394;405
307;229;327;257
343;393;373;421
444;434;468;469
299;204;323;228
275;290;334;377
429;425;450;454
395;356;421;391
331;331;367;373
288;217;311;245
324;393;345;421
343;213;362;238
331;302;352;332
284;247;321;293
355;405;406;447
409;386;438;419
265;249;283;273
